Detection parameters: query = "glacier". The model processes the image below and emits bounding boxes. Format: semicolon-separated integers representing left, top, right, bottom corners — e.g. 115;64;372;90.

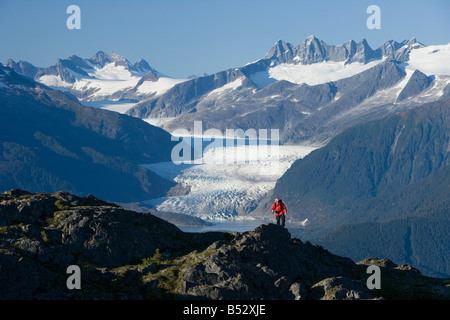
267;57;386;86
141;142;316;221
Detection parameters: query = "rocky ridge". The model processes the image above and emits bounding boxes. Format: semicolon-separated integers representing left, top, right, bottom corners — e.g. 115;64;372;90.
0;189;448;300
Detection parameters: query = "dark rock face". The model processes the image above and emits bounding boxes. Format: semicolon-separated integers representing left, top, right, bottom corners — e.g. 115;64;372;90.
0;190;226;299
0;190;184;267
177;224;360;300
254;99;450;277
396;69;433;102
263;37;422;66
1;190;449;300
124;37;430;146
0;66;176;203
149;223;450;300
310;276;374;300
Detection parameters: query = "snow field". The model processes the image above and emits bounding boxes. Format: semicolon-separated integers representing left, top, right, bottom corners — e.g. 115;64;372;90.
81;100;138;113
207;78;244;96
39;62;187;100
267;58;385;86
406;43;450;76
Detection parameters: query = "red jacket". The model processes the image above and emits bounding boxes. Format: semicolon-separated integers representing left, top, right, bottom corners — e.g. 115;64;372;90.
271;202;287;215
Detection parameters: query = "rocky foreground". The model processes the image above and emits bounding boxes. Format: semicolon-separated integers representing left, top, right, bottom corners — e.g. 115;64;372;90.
0;189;449;300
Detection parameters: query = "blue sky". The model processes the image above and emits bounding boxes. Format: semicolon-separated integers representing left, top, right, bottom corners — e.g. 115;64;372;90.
0;0;449;78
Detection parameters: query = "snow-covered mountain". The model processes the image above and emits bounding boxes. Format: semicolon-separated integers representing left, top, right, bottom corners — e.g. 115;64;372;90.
126;36;450;145
3;51;187;103
263;36;419;65
3;37;450;223
5;38;449;143
0;64;177;203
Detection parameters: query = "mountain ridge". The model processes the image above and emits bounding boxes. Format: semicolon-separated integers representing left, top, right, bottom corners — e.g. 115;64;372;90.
1;189;448;300
0;65;176;203
3;51;180;102
4;37;448;146
124;36;448;145
252;97;450;277
263;36;422;65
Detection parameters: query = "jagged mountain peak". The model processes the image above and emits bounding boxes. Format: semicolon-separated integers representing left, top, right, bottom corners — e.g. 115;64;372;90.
1;51;169;101
88;50;129;68
108;51;130;67
132;58;154;74
0;64;40;89
299;34;325;47
264;39;295;62
89;50;109;66
108;51;126;60
359;38;370;46
85;51;156;74
66;54;84;62
134;58;150;68
304;34;321;44
273;39;287;45
2;59;39;78
302;34;320;42
262;36;429;66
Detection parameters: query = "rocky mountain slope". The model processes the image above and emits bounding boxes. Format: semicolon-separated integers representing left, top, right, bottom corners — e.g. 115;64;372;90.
1;189;448;300
6;37;449;146
0;65;176;203
258;97;450;221
253;98;450;277
317;196;450;278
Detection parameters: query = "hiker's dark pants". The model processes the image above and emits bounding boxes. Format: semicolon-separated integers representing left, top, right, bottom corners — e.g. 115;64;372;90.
276;214;285;227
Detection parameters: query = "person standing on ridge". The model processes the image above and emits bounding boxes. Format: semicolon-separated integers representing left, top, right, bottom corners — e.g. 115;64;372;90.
271;198;287;227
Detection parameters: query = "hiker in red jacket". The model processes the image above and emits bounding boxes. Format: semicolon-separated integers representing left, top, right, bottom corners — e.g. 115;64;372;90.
271;198;287;227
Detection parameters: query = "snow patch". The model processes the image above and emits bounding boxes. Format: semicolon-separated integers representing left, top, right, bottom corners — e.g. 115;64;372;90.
406;43;450;76
208;78;244;96
81;100;138;114
87;62;132;80
300;218;309;227
249;70;276;88
268;58;385;85
71;65;139;97
136;77;187;95
143;117;177;127
39;75;72;88
39;60;187;101
394;68;415;99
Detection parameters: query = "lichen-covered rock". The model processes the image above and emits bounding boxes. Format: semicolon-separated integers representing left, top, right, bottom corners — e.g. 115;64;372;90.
175;224;366;299
0;190;226;298
310;276;373;300
1;190;449;300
